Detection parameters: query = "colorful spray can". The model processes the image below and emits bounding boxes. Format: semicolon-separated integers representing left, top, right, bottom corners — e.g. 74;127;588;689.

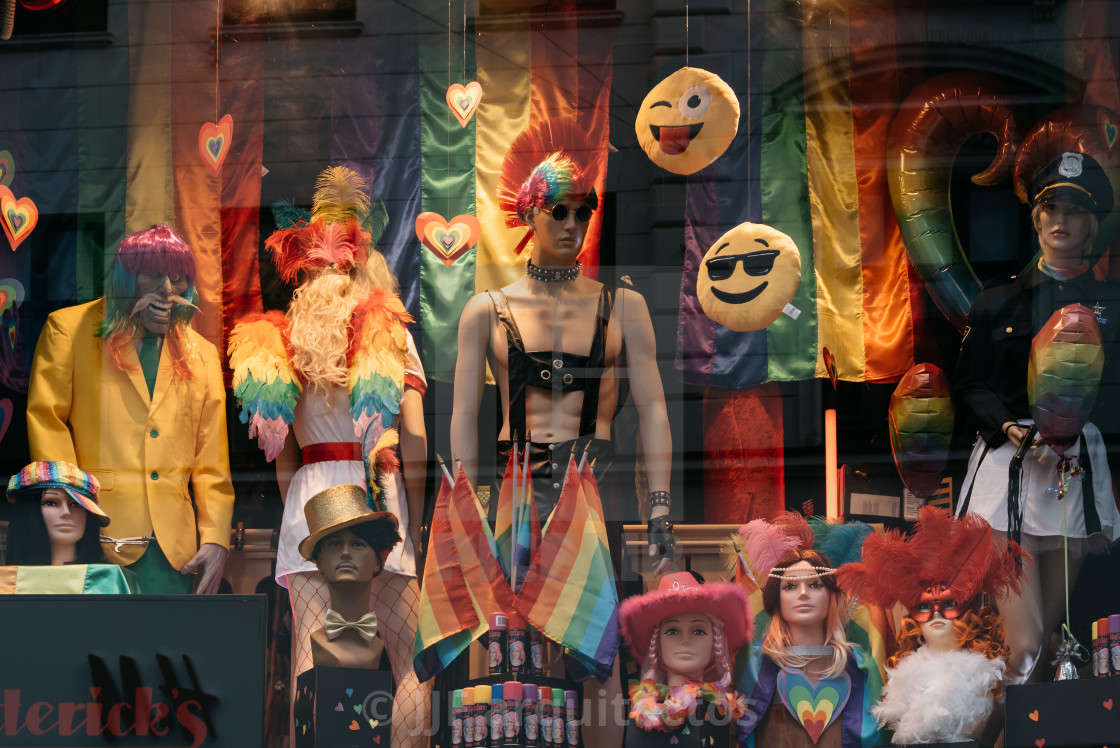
523;684;540;748
489;613;509;675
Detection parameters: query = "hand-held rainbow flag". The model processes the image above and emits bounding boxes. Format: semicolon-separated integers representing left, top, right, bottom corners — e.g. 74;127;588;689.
447;463;518;619
515;455;619;682
494;440;517;578
413;470;487;682
512;443;539;594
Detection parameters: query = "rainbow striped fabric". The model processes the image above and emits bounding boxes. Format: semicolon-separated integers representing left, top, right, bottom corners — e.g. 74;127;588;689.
514;456;619;682
0;564;140;595
413;474;489;682
414;459;618;682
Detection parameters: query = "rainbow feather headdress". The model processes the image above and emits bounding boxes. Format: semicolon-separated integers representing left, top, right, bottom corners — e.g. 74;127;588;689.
497;118;602;254
264;166;389;283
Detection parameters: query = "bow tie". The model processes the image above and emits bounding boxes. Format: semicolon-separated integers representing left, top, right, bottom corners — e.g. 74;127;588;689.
323;609;379;641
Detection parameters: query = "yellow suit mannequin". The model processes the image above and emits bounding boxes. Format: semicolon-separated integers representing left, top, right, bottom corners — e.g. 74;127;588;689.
26;298;234;575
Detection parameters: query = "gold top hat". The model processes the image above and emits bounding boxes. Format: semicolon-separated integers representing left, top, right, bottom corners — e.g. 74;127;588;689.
299;484;400;560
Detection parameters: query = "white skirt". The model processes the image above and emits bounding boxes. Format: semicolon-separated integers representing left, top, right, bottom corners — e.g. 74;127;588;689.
958;420;1120;554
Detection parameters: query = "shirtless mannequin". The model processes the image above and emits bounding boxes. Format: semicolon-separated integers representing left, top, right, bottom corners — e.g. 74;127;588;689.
451;120;675;747
450;121;675;568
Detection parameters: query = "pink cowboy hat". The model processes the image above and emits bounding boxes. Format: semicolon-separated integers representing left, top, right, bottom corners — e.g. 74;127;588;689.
619;572;752;655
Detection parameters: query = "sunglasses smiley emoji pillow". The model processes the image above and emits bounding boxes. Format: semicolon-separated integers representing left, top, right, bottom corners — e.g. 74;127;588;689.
697;222;802;332
635;67;740;175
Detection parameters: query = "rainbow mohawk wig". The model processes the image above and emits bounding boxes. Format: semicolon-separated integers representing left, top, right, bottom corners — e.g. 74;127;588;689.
497;118;602;254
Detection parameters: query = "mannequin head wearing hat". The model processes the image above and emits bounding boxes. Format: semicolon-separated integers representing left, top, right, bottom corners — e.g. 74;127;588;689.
5;461;109;566
300;484;400;669
761;548;852;678
619;572;751;691
1030;152;1114;270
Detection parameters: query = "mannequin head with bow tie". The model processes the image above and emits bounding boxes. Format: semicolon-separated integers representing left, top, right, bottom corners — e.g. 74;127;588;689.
300;484;401;669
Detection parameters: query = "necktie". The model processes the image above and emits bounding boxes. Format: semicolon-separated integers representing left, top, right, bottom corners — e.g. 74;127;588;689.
323;609;379;641
138;336;160;397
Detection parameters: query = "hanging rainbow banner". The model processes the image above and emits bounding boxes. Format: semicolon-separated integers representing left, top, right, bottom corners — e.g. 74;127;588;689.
675;0;1117;387
0;0;1116;396
413;0;613;381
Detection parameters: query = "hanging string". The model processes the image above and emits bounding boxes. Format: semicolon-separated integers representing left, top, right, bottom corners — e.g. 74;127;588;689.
214;0;220;123
680;3;689;67
447;0;452;219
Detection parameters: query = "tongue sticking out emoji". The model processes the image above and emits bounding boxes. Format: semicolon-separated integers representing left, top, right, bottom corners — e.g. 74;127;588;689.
654;123;704;155
635;66;739;175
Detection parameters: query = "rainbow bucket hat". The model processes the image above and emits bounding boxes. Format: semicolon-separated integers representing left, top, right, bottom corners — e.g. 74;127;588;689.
7;461;110;526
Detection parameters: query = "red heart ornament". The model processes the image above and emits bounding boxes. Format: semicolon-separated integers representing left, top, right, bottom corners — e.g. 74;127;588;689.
446;82;483;128
0;185;38;251
1035;740;1045;748
0;150;13;188
1105;698;1114;710
198;114;234;174
415;211;480;266
802;710;828;744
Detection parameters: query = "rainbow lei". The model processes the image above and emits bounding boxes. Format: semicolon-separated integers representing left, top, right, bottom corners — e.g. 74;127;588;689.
628;679;747;732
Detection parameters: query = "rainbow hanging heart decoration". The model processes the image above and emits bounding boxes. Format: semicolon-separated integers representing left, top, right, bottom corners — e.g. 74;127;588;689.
1100;111;1118;152
415;211;481;266
0;185;39;251
446;82;483;128
0;150;13;188
0;278;25;315
198;114;234;175
776;669;851;745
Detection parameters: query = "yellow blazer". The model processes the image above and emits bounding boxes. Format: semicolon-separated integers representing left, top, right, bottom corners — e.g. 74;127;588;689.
26;300;235;568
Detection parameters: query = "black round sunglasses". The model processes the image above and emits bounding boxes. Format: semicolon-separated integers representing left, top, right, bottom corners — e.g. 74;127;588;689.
548;204;593;222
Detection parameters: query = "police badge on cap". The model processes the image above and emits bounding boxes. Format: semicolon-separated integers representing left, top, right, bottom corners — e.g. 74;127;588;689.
1030;151;1114;218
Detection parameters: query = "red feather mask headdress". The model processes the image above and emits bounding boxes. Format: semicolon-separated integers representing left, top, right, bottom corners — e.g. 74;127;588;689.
836;506;1028;615
497;118;603;255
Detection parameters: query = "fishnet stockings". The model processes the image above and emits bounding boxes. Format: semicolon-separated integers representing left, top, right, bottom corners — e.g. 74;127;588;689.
287;571;431;748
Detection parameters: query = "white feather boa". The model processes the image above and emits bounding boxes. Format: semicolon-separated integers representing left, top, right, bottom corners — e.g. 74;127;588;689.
873;647;1005;744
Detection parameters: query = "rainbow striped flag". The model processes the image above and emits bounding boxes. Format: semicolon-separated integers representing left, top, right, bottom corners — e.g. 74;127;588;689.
412;474;488;682
515;456;618;682
0;564;140;595
493;447;519;578
446;464;518;615
512;472;541;594
414;0;614;381
674;0;1116;387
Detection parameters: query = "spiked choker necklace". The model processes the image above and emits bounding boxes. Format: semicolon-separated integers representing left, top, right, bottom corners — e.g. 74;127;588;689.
526;260;581;283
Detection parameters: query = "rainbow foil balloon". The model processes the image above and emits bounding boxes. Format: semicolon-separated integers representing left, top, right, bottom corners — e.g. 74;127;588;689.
1029;303;1104;455
888;363;954;499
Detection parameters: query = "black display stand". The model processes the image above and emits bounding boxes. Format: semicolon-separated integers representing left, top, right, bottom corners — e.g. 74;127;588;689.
1005;678;1120;748
294;667;394;748
0;594;266;747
